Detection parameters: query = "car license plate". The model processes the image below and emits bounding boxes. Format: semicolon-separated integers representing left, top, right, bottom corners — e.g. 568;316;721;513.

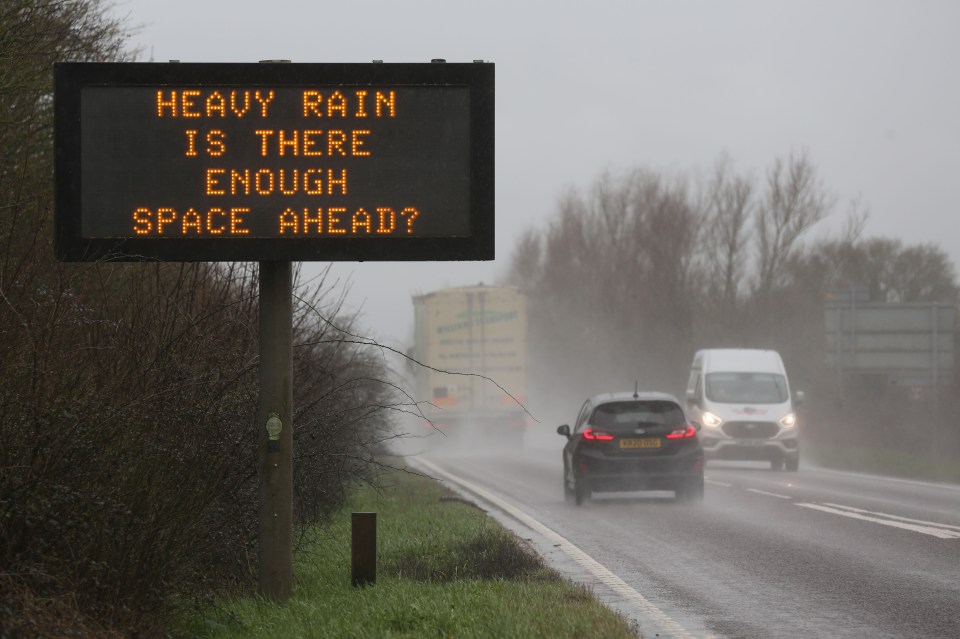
736;439;766;447
620;438;661;449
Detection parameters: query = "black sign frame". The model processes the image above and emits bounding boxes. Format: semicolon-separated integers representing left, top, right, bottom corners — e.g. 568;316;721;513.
54;62;494;262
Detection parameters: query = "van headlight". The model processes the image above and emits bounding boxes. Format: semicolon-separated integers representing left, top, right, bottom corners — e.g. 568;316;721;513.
780;412;797;428
701;411;723;428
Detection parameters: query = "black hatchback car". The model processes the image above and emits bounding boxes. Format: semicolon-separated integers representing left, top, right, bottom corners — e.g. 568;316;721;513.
557;391;704;505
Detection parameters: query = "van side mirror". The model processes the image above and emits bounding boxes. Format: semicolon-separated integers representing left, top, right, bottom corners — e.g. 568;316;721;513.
556;424;571;438
794;390;805;406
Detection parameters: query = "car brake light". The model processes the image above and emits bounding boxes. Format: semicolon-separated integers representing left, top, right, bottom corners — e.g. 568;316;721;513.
666;425;697;439
582;428;615;441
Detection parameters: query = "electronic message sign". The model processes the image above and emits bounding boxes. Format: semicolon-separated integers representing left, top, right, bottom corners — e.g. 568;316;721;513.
54;62;494;261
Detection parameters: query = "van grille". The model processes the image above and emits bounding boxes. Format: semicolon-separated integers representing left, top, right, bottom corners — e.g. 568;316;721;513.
723;421;779;439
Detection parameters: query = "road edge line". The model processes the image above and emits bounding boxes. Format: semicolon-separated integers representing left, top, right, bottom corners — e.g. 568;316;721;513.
412;457;696;639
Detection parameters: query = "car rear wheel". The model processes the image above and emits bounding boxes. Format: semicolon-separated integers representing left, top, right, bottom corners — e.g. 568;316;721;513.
675;476;704;502
573;475;590;506
785;456;800;472
770;457;785;471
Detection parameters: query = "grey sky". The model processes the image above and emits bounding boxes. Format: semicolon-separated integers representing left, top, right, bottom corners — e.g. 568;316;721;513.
111;0;960;346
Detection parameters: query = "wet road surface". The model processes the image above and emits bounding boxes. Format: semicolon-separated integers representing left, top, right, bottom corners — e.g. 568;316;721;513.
408;435;960;638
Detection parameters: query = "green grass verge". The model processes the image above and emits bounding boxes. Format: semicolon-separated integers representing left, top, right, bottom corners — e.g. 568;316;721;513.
806;444;960;484
176;470;637;639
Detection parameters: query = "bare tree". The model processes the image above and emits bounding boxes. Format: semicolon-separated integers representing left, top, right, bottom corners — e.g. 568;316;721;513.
507;228;542;295
507;169;703;396
804;236;959;305
700;157;753;317
754;151;832;300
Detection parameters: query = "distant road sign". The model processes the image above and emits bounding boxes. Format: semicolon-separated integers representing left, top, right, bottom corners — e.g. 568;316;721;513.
825;303;954;387
55;62;494;261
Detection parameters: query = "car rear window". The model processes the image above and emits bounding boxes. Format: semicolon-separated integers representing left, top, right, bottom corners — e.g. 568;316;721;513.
589;401;685;429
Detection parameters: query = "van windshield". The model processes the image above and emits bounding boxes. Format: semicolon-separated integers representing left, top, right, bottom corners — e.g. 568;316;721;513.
705;372;788;404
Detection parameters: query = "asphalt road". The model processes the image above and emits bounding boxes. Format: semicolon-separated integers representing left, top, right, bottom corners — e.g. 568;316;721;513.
410;433;960;638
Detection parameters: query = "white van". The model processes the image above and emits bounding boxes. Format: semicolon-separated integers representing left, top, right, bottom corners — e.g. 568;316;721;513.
685;349;801;471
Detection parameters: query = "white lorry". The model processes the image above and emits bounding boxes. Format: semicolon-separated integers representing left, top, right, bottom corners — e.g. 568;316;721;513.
685;348;802;471
411;285;528;439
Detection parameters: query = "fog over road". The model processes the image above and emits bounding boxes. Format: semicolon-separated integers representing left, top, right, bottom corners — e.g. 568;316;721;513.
406;432;960;638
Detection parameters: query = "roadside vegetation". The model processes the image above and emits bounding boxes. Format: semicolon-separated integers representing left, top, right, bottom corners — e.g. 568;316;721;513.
177;469;638;639
2;2;400;636
805;442;960;484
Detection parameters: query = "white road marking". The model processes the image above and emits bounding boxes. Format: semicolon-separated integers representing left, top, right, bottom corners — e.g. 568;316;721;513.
705;479;732;487
746;488;792;499
415;457;697;639
796;502;960;539
821;503;960;533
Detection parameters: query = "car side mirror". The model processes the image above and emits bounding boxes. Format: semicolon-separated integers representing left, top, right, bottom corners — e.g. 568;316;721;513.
794;390;805;406
556;424;571;438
